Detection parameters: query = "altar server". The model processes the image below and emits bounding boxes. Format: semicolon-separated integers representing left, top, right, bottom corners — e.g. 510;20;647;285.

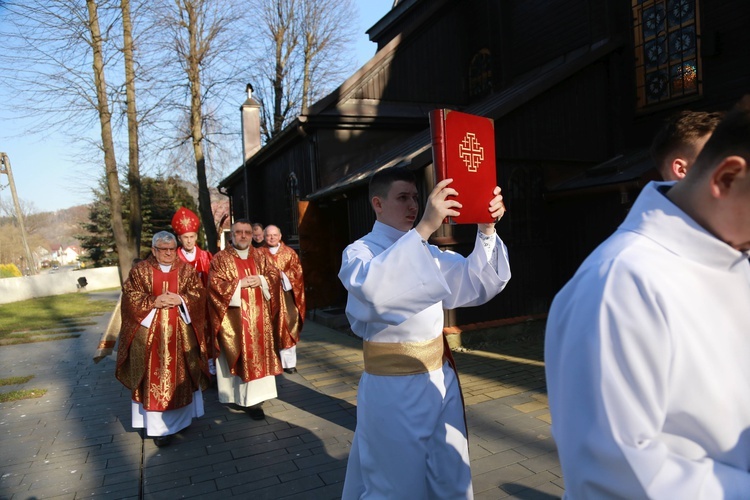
546;96;750;498
338;167;511;499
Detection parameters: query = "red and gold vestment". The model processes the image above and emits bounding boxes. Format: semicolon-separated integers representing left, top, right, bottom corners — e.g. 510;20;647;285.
115;255;209;411
178;246;212;287
263;243;306;350
178;245;214;357
207;246;283;382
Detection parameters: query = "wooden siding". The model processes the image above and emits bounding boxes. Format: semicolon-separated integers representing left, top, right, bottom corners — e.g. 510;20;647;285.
246;139;315;239
370;0;501;105
497;62;613;163
689;0;750;110
346;186;375;243
316;129;417;188
506;0;592;79
223;0;750;325
379;10;466;104
228;182;248;221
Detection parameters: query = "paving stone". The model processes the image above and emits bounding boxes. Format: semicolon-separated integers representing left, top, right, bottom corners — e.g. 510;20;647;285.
500;470;560;495
0;302;563;499
280;482;345;500
244;473;326;499
473;462;534;494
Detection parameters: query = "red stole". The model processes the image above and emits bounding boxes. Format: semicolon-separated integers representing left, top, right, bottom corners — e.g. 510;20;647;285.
146;266;180;410
234;255;265;360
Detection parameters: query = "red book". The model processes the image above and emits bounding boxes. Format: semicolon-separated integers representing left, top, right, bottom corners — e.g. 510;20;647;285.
429;109;497;224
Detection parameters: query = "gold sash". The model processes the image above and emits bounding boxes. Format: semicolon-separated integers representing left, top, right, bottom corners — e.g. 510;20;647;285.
363;336;445;376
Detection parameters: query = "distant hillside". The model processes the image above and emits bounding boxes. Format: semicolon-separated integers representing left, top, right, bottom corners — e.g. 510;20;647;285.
1;180;230;249
37;205;88;248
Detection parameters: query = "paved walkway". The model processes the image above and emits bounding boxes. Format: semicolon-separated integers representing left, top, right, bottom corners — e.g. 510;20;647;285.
0;291;563;499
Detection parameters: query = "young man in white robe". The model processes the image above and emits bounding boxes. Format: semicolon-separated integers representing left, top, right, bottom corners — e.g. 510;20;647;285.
545;96;750;498
338;167;511;499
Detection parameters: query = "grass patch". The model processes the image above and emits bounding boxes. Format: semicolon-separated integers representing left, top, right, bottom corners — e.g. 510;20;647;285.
0;293;116;340
0;375;34;386
0;334;81;346
0;389;47;403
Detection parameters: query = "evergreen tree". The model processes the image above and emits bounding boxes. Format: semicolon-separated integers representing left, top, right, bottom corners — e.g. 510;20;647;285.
139;176;197;257
77;181;118;267
79;176;198;266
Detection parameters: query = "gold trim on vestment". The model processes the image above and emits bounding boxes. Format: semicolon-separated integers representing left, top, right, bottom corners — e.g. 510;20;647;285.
363;336;445;376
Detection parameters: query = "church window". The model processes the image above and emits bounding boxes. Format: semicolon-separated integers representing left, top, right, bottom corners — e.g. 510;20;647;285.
468;49;492;99
632;0;701;109
286;172;300;242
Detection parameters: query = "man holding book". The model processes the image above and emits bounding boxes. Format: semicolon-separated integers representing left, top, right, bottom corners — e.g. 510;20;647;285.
338;167;510;499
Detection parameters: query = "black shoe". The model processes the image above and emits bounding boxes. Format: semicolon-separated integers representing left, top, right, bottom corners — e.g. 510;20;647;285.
283;367;297;374
246;406;265;420
153;435;173;447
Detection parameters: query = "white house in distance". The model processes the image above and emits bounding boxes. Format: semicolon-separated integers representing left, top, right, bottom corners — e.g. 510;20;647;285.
50;244;82;266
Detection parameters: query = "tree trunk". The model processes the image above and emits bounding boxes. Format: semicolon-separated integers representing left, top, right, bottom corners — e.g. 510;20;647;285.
185;0;218;253
86;0;135;281
121;0;142;258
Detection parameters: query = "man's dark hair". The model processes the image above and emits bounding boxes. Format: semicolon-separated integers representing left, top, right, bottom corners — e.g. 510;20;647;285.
232;219;252;228
251;222;264;230
690;96;750;177
368;167;416;200
650;110;725;171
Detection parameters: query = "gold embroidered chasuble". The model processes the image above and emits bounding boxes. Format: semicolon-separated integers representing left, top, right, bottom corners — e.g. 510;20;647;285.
178;246;212;287
263;243;306;349
115;256;209;411
177;245;214;358
207;246;283;382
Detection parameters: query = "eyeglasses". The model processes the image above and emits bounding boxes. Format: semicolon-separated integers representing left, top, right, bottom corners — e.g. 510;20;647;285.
154;247;176;253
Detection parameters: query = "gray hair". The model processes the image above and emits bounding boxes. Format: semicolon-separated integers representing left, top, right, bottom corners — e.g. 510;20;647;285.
152;231;177;247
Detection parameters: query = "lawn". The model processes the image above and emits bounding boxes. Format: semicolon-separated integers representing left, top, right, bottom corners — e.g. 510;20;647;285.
0;293;118;401
0;293;117;344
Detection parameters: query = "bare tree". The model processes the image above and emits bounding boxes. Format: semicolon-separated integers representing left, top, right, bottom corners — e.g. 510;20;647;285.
152;0;249;252
251;0;357;141
121;0;143;255
85;0;137;278
299;0;356;111
0;0;149;279
261;0;299;138
0;0;358;261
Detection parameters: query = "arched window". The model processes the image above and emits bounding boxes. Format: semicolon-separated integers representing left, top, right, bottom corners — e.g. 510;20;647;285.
287;172;300;242
468;48;492;99
632;0;701;109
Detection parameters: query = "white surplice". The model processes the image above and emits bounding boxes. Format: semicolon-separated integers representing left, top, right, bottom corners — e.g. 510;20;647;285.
545;181;750;499
338;221;511;499
132;390;204;437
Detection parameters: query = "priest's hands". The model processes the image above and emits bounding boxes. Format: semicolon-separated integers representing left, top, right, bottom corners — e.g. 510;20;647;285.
240;275;262;288
155;291;181;308
478;186;506;235
416;178;461;240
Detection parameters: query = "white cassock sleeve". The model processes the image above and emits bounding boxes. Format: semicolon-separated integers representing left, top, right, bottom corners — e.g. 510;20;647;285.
545;261;750;499
439;231;510;309
339;229;510;327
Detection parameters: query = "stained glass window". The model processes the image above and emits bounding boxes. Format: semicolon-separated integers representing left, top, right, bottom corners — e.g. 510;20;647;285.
632;0;701;109
468;49;492;99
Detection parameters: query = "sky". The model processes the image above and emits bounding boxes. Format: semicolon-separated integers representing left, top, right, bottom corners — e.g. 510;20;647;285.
0;0;393;214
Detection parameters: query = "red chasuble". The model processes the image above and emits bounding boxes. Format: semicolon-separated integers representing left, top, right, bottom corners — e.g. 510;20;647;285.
263;243;306;349
178;246;212;287
207;246;283;382
116;256;209;411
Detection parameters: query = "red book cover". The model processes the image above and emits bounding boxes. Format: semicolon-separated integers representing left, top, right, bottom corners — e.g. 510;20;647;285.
429;109;497;224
